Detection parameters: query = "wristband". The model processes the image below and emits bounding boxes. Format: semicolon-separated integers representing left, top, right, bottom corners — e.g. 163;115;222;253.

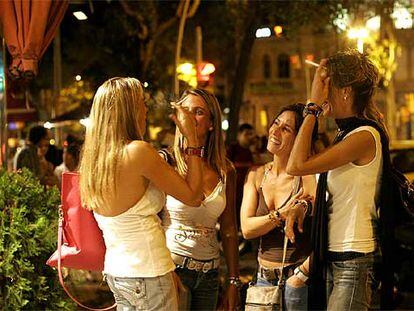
294;266;309;283
184;146;205;157
303;102;323;118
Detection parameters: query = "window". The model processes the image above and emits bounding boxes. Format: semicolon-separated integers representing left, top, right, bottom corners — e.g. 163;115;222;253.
278;53;290;78
263;54;271;79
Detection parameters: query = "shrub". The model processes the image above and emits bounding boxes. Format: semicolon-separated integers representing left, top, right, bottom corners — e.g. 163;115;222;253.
0;169;74;310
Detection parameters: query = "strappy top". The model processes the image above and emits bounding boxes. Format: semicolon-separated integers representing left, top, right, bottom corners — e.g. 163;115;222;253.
255;165;311;265
162;180;226;260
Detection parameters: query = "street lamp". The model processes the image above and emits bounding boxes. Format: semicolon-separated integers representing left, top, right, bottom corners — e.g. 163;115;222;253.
347;27;369;53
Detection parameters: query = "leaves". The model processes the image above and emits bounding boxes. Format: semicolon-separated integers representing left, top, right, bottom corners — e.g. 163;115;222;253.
0;169;74;310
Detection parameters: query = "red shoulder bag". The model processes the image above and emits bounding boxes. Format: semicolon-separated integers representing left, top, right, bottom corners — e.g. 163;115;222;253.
46;172;116;310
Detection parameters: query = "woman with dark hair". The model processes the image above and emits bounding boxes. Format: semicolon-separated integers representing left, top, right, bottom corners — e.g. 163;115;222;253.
287;49;386;310
160;89;239;311
241;103;317;310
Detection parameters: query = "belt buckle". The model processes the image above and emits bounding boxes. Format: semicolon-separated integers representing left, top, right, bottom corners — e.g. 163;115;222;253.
202;261;212;273
195;261;203;272
187;259;196;270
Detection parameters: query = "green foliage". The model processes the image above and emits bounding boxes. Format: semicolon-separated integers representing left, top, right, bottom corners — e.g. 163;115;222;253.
0;169;74;310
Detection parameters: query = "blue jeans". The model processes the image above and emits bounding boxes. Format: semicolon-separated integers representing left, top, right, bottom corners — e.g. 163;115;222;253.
256;274;308;311
175;267;219;311
105;272;178;311
326;253;376;311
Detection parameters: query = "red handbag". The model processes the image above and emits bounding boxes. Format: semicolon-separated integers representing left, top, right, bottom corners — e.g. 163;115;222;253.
46;172;116;310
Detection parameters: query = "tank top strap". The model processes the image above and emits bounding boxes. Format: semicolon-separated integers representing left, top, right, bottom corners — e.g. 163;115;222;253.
260;163;273;189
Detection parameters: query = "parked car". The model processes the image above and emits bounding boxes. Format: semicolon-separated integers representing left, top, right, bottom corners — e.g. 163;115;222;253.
390;140;414;182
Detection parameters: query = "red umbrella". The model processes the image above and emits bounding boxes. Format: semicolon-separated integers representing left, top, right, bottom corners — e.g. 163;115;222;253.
0;0;68;79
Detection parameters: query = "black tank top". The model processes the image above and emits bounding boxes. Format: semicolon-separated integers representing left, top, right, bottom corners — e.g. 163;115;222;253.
255;166;311;264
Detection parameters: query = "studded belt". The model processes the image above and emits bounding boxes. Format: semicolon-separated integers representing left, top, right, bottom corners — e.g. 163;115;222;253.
171;253;220;273
258;264;296;281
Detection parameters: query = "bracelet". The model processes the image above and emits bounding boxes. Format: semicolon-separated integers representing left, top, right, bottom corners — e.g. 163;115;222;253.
229;276;242;289
303;102;323;118
184;146;205;157
268;210;282;225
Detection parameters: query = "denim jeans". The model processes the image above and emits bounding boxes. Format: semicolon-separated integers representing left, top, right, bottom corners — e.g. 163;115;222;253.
105;272;178;311
326;253;376;311
256;274;308;311
175;267;219;311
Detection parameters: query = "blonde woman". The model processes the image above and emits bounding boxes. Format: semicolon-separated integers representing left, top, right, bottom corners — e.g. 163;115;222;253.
160;89;240;311
79;77;204;311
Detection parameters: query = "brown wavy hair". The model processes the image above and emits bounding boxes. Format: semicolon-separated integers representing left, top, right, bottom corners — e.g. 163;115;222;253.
327;49;385;130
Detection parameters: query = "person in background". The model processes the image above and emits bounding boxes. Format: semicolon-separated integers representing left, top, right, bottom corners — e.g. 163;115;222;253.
14;125;56;186
227;123;256;226
160;89;240;311
54;142;82;188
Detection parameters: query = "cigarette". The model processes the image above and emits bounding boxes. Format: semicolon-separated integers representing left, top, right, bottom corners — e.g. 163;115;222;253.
305;59;320;67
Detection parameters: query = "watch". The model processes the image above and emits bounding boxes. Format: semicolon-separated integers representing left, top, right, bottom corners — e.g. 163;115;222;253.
229;276;242;289
294;266;309;283
303;102;323;118
184;146;205;157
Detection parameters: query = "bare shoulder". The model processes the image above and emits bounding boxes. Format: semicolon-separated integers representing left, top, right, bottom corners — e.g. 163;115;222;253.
126;140;156;159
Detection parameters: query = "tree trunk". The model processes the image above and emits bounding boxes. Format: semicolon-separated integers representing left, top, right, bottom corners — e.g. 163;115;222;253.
227;2;258;143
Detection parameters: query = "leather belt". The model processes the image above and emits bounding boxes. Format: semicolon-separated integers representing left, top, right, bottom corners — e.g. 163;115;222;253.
171;253;220;273
327;251;371;262
258;264;296;281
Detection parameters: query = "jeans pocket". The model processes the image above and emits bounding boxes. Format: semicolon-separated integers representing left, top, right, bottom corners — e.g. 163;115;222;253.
113;277;148;309
285;283;308;300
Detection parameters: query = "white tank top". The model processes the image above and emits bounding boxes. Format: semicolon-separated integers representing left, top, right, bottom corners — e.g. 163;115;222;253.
162;180;226;260
327;126;383;253
94;182;175;277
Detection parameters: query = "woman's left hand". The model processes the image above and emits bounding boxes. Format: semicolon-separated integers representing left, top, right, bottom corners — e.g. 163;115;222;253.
278;192;313;243
286;275;307;289
219;284;240;311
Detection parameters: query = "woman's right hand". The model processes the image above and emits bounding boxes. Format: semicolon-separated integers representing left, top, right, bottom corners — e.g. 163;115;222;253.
310;58;330;107
170;104;198;145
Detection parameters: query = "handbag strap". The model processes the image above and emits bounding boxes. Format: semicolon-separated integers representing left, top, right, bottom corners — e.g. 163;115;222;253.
57;208;116;311
277;236;289;285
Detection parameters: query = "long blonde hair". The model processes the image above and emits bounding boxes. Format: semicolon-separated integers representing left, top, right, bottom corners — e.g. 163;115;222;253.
79;77;145;210
173;89;228;180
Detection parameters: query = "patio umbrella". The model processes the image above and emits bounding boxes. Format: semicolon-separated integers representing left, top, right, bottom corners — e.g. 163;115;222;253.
0;0;68;79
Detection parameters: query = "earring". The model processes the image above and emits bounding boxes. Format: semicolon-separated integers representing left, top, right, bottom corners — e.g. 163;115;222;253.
344;95;348;101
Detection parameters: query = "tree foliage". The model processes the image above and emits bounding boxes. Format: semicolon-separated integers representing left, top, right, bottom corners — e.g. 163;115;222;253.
0;169;74;310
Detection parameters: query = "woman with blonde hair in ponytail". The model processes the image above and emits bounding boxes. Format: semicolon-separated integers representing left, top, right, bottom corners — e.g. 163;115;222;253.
79;77;204;311
286;50;388;310
160;89;240;311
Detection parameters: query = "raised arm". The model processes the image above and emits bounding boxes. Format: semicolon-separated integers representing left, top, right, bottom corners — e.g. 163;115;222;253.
240;167;282;240
287;117;376;176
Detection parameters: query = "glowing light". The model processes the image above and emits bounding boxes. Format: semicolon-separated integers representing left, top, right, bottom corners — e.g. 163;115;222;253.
255;27;271;38
50;139;56;145
75;75;82;81
73;11;88;21
366;16;381;31
43;122;54;129
143;82;149;88
348;28;369;53
392;5;413;29
80;118;92;127
260;110;268;128
274;25;283;37
221;119;229;131
177;62;197;88
223;107;230;114
200;63;215;75
333;11;349;31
